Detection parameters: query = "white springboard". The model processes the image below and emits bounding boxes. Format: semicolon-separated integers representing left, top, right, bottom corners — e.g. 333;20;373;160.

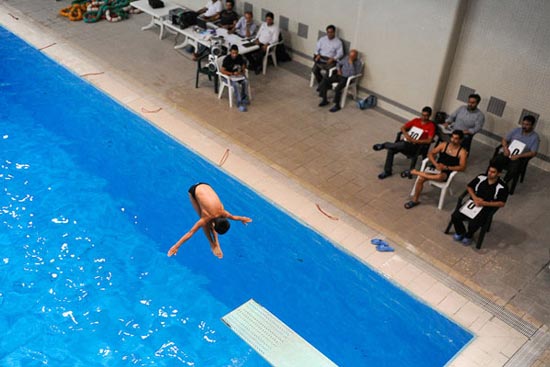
222;299;338;367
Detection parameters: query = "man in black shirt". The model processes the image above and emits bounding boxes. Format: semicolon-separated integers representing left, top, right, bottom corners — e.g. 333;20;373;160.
450;163;508;246
221;45;250;111
216;0;239;30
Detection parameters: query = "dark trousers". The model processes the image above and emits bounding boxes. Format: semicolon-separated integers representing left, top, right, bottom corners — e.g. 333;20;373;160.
319;74;348;105
381;141;416;174
451;207;494;238
312;59;336;84
491;153;524;182
246;43;267;71
461;134;473;152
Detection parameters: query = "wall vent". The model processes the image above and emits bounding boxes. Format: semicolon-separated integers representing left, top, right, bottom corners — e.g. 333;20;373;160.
487;96;506;117
519;109;540;125
457;85;475;102
279;16;289;31
298;23;308;39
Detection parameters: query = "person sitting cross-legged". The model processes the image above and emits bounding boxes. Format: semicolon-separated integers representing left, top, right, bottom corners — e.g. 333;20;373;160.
221;45;250;112
449;163;508;246
373;106;436;179
404;130;468;209
318;49;362;113
491;114;540;184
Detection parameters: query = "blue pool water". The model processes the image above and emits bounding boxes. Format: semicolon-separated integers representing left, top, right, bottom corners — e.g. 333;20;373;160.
0;26;472;366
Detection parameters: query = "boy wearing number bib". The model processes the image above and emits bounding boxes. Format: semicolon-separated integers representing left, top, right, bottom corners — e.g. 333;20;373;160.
450;164;509;246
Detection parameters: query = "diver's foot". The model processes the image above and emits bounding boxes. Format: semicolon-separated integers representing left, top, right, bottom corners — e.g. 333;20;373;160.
211;244;224;259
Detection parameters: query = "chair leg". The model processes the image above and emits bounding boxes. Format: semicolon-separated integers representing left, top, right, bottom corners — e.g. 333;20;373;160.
476;228;486;249
309;73;315;87
271;53;278;67
247;83;252;101
438;187;448;210
217;83;224;99
444;219;453;234
228;86;233;108
262;55;268;75
340;85;349;109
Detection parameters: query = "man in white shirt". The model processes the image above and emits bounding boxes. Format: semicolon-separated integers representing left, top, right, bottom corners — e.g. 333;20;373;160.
247;12;280;74
312;25;344;87
197;0;222;21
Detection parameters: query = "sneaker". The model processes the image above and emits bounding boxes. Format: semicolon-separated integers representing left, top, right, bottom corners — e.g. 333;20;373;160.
329;105;341;113
461;237;473;246
372;143;384;151
319;100;329;107
238;105;247;112
453;233;464;242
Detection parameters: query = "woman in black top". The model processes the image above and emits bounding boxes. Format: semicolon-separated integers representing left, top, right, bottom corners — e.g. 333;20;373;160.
405;130;468;209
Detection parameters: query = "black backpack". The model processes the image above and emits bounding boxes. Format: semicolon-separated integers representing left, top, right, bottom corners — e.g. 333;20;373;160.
179;11;198;29
148;0;164;9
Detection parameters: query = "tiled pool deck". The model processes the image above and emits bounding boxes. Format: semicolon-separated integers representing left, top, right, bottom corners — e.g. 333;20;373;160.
1;2;550;365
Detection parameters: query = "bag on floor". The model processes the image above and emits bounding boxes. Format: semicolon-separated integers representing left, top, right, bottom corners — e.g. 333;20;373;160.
357;95;377;110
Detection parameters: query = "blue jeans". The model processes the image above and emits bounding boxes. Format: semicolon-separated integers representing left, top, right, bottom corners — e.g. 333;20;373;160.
230;79;249;106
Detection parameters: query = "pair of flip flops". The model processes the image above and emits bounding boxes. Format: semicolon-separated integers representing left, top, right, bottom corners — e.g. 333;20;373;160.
370;238;394;252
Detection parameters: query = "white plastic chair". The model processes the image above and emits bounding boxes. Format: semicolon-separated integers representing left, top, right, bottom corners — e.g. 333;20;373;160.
262;39;283;75
331;61;363;108
216;55;251;108
410;158;458;210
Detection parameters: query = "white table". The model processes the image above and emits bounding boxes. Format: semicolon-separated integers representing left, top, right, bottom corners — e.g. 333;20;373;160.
163;20;260;55
131;0;181;40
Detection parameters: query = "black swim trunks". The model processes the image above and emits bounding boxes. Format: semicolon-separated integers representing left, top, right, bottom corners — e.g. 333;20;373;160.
188;182;209;200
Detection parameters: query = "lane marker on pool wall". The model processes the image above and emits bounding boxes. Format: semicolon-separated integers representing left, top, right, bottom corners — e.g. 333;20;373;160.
222;299;337;367
218;149;230;167
316;204;339;221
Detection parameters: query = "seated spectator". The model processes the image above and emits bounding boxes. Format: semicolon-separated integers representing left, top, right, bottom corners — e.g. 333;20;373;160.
247;12;280;74
373;106;436;179
197;0;223;22
216;0;239;30
193;0;223;60
318;49;361;113
405;130;467;209
442;93;484;152
312;25;344;87
491;115;540;183
450;163;508;246
232;11;257;38
221;45;250;112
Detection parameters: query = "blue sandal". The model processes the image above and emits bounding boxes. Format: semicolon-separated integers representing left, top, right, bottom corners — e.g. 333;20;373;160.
376;243;395;252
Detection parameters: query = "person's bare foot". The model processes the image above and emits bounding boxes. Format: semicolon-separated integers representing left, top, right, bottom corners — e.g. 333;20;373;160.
210;243;223;259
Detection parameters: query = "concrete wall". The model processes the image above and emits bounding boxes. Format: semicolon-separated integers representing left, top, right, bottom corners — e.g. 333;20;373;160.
441;0;550;167
172;0;550;167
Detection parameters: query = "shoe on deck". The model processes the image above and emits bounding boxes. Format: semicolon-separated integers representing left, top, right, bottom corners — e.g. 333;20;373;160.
376;243;395;252
372;143;384;151
319;100;329;107
329;105;341;112
461;237;473;246
453;233;464;242
378;171;392;180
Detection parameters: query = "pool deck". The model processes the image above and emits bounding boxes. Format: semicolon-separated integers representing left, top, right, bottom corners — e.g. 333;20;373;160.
2;2;550;366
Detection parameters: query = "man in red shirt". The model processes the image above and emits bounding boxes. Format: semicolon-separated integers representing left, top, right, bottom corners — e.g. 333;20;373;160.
373;106;436;179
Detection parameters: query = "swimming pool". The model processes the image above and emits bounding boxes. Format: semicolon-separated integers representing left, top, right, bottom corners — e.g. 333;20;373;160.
0;26;472;366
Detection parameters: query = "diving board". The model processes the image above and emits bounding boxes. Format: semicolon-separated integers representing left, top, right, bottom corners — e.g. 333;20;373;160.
222;299;338;367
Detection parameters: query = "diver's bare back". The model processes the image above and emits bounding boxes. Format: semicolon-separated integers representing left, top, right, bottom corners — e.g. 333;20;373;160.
194;184;225;219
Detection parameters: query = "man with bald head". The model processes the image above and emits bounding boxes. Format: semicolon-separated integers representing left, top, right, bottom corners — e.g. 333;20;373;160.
318;49;361;112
